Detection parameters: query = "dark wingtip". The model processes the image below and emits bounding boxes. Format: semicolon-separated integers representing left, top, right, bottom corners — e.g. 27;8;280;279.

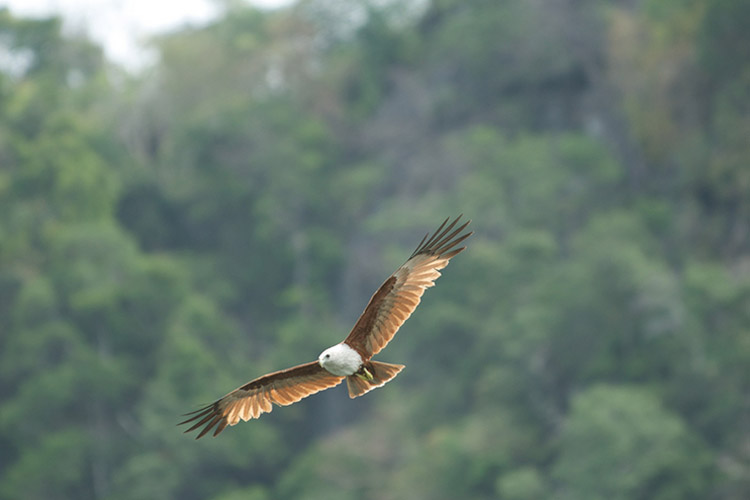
177;401;223;439
411;216;472;259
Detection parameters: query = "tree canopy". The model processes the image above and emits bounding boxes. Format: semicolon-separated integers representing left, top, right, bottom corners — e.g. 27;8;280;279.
0;1;748;498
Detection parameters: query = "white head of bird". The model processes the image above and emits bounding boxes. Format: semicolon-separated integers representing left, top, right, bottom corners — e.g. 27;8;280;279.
318;343;362;376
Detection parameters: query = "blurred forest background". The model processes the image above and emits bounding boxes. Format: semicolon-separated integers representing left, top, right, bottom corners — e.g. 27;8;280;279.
1;0;749;499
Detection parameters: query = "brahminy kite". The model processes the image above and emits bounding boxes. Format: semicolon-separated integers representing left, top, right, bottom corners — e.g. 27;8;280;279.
180;215;472;438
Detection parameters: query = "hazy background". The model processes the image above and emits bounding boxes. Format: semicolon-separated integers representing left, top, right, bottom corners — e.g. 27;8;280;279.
2;0;290;69
1;0;749;499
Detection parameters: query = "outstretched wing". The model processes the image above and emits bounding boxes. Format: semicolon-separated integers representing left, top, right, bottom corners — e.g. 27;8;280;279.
179;361;344;439
344;215;472;359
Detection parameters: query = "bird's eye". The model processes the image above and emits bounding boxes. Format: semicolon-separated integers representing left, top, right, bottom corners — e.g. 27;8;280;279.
325;354;330;359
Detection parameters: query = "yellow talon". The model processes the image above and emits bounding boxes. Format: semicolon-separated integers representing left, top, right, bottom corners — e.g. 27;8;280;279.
356;367;374;381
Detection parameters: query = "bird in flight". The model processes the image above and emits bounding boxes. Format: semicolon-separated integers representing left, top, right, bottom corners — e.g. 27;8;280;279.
180;215;472;438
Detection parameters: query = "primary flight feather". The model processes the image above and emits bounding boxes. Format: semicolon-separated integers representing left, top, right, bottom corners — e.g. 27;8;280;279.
180;215;472;438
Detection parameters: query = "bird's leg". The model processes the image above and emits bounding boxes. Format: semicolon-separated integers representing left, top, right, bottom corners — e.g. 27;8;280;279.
355;365;374;381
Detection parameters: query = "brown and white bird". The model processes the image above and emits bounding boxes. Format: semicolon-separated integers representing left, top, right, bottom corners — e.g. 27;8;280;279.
180;215;472;438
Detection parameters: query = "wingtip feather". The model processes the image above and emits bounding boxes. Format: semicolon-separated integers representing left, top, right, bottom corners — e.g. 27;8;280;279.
411;216;472;259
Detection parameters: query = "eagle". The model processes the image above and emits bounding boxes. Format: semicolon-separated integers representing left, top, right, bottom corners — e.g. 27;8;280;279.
180;215;472;438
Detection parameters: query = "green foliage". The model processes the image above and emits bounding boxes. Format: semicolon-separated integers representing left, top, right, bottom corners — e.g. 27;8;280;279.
496;467;549;500
553;385;712;500
211;486;270;500
1;1;749;499
457;127;621;233
0;430;92;500
699;0;750;84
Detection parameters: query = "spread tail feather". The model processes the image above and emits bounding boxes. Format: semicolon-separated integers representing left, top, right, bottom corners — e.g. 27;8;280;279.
346;361;405;398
